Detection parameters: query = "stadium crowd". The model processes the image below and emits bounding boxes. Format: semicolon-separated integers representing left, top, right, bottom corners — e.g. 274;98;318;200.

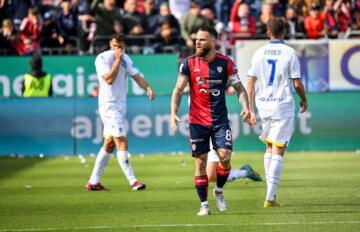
0;0;359;55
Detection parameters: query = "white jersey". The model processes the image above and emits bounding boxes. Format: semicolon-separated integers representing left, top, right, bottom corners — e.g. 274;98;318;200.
95;50;139;112
247;41;301;119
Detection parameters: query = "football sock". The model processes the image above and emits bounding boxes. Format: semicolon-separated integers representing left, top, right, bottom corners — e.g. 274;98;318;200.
264;152;272;186
266;154;283;201
216;164;230;189
116;151;137;185
89;148;112;184
227;169;248;181
195;175;208;202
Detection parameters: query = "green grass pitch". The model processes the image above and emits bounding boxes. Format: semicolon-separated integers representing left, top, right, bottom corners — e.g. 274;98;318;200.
0;152;360;232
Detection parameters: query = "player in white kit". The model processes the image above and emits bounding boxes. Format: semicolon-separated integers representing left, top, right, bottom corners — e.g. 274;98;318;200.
246;18;307;207
87;34;155;191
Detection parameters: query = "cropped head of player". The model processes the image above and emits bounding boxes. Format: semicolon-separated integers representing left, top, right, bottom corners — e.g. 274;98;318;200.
109;34;126;52
266;17;286;40
195;26;217;57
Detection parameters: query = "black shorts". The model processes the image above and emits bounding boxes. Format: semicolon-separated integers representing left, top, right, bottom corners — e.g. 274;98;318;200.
189;123;233;157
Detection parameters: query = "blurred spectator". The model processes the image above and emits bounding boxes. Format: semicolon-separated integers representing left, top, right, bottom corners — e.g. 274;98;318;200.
154;19;181;52
257;3;275;34
0;0;10;24
268;0;287;17
285;6;305;39
229;2;256;40
0;19;18;54
40;11;61;48
91;0;122;52
214;0;234;25
153;1;181;52
169;0;191;22
158;2;180;34
91;0;123;37
201;7;225;34
143;0;159;34
304;3;327;39
287;0;308;21
181;1;210;48
57;0;78;53
352;0;360;31
10;0;36;30
73;0;95;51
337;0;353;34
18;7;42;55
122;0;147;35
323;0;341;39
22;54;53;97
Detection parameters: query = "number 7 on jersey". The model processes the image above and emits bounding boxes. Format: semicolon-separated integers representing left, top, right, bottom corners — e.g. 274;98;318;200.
267;59;277;86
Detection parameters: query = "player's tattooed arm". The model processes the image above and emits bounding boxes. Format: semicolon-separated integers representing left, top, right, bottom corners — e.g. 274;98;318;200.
170;75;188;133
232;81;251;123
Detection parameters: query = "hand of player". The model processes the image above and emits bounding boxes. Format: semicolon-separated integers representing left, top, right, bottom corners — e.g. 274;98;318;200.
114;48;123;61
249;112;257;127
300;100;307;113
170;114;180;134
241;109;251;124
147;87;155;101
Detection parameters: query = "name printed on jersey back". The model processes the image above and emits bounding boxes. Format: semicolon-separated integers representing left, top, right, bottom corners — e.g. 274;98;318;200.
264;49;282;56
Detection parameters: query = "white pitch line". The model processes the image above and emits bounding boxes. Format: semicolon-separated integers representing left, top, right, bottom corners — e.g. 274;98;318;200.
1;221;360;232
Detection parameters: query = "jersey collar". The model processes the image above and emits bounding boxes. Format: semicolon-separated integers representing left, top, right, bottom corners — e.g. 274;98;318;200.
270;40;285;44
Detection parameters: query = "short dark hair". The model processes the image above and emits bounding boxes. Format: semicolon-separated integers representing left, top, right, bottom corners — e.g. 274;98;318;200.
30;54;42;70
267;18;285;39
110;34;126;44
198;26;218;39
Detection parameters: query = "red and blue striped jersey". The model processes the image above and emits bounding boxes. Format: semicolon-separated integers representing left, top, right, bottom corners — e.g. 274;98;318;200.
179;53;241;126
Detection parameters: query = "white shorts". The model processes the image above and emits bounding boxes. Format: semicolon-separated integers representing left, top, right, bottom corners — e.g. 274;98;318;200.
99;105;127;138
259;117;294;148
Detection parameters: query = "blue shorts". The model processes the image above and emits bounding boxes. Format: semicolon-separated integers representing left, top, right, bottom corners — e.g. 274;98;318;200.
189;123;233;157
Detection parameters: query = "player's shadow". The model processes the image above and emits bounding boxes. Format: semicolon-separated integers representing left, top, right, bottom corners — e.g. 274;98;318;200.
225;209;360;216
0;157;45;181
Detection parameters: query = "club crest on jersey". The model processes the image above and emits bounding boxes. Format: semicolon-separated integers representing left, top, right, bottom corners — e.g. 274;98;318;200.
217;66;223;73
196;76;206;86
192;143;196;151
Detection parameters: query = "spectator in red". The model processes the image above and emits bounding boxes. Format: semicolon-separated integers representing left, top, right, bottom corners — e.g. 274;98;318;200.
304;3;327;39
337;0;353;33
229;1;256;41
17;7;41;55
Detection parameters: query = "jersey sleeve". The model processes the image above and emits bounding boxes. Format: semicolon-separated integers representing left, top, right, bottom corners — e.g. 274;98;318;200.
289;51;301;79
246;52;258;78
124;54;140;77
226;58;241;85
178;58;190;78
95;53;111;80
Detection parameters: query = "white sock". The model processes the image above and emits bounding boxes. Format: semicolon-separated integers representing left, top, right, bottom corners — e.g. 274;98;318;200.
201;201;209;206
264;152;272;186
116;151;137;185
214;186;223;192
227;169;248;181
89;148;112;184
266;154;283;201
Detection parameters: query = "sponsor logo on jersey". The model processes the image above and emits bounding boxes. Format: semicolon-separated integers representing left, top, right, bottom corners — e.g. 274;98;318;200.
194;68;201;72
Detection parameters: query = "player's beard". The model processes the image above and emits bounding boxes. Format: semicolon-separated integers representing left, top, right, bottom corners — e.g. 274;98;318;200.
196;45;211;57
